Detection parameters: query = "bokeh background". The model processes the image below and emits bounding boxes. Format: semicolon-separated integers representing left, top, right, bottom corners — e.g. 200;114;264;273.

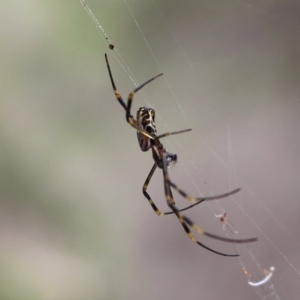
1;0;300;299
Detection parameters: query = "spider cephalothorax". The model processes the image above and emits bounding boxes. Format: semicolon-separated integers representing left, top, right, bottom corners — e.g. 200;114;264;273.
105;53;257;256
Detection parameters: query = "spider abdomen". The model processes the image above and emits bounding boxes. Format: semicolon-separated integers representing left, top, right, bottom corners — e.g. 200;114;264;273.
137;106;157;151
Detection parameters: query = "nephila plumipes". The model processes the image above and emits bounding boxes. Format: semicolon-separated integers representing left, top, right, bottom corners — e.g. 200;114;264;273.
105;54;257;256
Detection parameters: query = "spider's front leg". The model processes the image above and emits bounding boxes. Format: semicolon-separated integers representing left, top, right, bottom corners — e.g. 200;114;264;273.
105;53;128;111
125;73;163;123
125;74;163;140
105;54;158;140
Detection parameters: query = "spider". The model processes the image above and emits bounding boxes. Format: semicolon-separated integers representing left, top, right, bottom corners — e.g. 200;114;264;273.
105;54;257;256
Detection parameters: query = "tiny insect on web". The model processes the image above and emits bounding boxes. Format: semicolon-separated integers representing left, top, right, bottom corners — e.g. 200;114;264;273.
105;53;257;256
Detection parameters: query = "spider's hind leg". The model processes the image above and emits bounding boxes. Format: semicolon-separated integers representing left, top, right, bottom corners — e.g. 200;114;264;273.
162;154;257;257
142;161;207;216
168;203;240;257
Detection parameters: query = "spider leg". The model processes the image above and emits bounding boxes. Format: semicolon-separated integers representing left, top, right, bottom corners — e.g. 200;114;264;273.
182;214;257;243
169;184;258;242
105;54;191;142
143;163;162;216
125;74;163;138
155;128;192;140
166;203;239;257
165;188;240;213
169;180;241;204
168;178;257;243
164;182;239;256
105;53;128;111
126;73;163;123
105;53;157;141
162;155;257;256
143;163;205;216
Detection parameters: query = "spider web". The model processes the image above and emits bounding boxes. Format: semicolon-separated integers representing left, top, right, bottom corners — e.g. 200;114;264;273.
0;0;299;299
79;1;300;299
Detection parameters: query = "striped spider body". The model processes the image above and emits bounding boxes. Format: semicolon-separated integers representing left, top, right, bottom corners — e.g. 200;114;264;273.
137;107;157;152
105;53;257;256
137;106;177;169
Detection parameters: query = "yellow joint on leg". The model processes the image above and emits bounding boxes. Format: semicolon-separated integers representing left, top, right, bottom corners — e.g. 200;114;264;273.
192;224;204;234
188;232;197;242
166;195;174;205
155;209;162;216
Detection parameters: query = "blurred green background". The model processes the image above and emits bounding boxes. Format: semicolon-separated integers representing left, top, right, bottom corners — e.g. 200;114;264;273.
1;0;300;299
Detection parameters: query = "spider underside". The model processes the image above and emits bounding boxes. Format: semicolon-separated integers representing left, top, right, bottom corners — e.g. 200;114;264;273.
105;53;257;257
